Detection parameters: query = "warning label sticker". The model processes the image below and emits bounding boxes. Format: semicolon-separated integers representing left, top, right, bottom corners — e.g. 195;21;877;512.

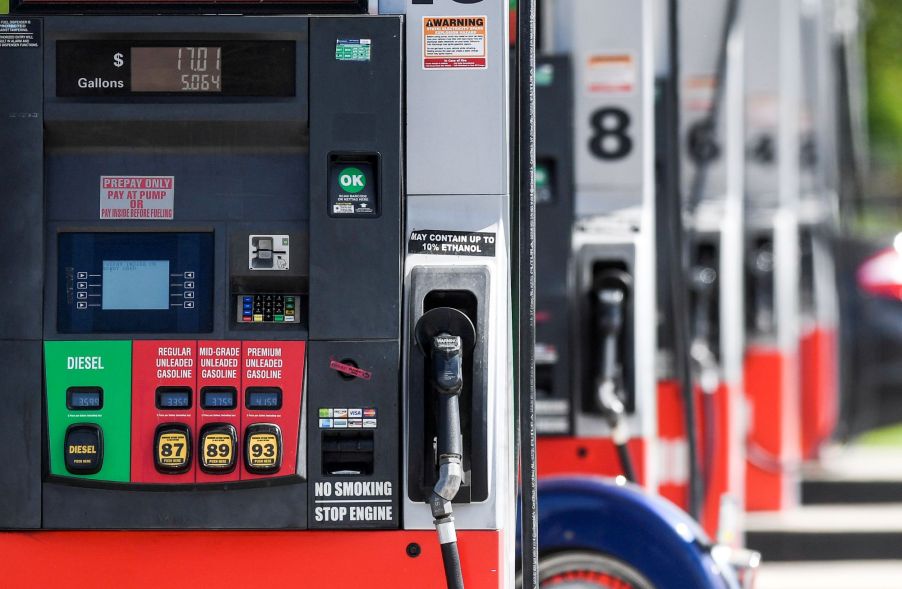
423;16;487;70
408;229;496;257
0;19;40;48
684;75;716;113
586;52;636;94
100;176;174;220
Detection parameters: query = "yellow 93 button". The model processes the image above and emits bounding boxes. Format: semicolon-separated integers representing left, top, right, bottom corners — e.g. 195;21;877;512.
199;424;238;474
154;424;191;474
244;423;282;474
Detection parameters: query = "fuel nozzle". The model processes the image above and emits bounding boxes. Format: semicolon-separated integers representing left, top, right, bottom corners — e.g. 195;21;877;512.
690;261;720;395
591;271;634;483
592;271;631;424
415;306;476;589
749;241;775;335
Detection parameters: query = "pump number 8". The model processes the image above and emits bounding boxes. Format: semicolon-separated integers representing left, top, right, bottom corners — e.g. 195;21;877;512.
589;107;633;161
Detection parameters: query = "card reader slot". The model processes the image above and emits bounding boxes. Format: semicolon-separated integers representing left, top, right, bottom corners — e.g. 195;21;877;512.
322;431;374;476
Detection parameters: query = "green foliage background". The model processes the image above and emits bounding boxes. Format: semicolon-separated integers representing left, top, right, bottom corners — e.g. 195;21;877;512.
866;0;902;165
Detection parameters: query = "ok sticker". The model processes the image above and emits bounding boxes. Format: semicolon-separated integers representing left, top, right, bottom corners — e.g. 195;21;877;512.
328;160;377;217
338;167;367;193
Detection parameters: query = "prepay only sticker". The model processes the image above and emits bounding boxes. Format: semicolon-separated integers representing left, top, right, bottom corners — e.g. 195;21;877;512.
100;176;174;220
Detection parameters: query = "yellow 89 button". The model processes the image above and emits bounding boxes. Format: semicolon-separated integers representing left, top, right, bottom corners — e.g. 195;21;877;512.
244;423;282;474
199;424;237;474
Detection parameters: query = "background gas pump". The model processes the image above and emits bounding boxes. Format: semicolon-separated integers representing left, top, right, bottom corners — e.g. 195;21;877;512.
537;0;659;491
743;0;805;512
528;1;754;587
0;1;536;587
654;0;748;543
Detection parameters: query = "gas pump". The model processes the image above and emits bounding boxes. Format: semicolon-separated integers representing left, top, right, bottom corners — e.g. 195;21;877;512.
0;1;532;587
527;1;754;587
743;0;804;511
536;0;659;490
654;0;748;542
797;0;841;461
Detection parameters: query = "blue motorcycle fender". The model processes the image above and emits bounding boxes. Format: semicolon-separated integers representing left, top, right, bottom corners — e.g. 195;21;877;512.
534;477;736;589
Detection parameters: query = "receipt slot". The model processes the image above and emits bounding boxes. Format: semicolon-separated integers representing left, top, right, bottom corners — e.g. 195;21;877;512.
0;2;522;588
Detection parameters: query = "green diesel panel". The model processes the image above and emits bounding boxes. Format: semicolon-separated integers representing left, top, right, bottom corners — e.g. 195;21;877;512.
45;341;132;482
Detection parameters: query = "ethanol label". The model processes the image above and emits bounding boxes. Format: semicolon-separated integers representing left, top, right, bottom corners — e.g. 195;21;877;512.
100;175;174;220
408;229;496;257
423;16;487;70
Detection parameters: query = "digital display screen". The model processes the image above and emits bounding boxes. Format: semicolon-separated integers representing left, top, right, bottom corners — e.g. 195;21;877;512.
131;47;221;93
156;388;192;410
201;388;237;410
246;388;282;410
102;260;170;310
67;387;103;410
56;41;296;98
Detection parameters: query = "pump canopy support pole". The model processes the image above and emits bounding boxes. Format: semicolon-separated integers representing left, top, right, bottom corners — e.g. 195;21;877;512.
516;0;539;587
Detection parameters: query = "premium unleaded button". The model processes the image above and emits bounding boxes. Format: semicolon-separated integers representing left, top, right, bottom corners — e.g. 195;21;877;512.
244;423;282;474
65;424;103;474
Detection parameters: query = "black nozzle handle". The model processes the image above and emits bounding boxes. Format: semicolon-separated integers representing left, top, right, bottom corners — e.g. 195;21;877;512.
690;264;718;343
593;271;630;414
432;334;464;459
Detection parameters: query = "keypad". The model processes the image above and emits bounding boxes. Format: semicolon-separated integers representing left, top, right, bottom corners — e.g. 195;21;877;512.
239;294;298;323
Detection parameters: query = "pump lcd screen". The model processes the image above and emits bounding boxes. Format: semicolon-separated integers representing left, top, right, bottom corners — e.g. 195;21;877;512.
156;388;192;410
201;388;237;410
246;388;282;410
132;47;222;93
67;387;103;410
102;260;170;310
57;232;214;334
57;41;296;97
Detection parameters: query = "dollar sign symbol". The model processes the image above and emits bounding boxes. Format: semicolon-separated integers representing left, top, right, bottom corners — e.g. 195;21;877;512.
113;52;124;68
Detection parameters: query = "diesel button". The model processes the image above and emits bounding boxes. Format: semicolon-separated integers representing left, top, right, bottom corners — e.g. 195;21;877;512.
199;423;237;474
245;423;282;474
154;424;192;474
64;424;103;474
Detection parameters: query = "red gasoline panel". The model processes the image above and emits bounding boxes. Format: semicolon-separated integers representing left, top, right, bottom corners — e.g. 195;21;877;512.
0;530;503;589
745;346;800;511
657;378;741;539
196;341;242;483
657;379;689;511
537;437;646;487
131;341;197;484
240;340;306;480
800;327;838;460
